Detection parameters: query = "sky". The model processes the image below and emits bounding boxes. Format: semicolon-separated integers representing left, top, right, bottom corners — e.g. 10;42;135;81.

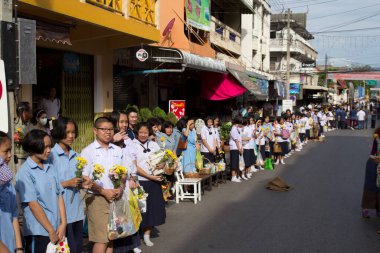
267;0;380;68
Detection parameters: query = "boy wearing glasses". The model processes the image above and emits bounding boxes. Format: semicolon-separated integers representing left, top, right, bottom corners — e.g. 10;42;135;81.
81;117;125;253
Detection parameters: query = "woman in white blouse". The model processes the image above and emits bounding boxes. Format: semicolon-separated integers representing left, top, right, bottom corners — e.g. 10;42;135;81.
133;123;166;247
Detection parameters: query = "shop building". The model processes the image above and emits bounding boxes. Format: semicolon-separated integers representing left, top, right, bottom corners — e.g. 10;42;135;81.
14;0;159;150
269;13;320;104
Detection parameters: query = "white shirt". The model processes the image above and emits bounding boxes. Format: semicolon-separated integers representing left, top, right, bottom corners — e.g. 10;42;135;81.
213;126;221;149
229;125;241;150
275;125;286;143
39;98;60;119
122;139;137;177
201;125;216;153
255;127;265;146
242;126;253;149
357;110;366;121
81;140;124;190
248;124;256;149
133;139;160;181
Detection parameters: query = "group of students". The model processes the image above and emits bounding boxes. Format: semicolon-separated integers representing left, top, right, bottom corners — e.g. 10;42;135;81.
1;102;332;253
228;108;326;183
1;106;173;253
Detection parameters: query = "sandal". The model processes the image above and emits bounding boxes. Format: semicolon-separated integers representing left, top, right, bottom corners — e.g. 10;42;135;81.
362;209;370;219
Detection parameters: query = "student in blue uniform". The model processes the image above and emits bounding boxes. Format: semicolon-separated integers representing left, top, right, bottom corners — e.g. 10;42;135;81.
0;131;23;253
51;117;85;253
16;129;67;253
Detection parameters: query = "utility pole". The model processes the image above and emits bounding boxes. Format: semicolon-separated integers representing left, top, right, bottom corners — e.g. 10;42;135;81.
323;53;328;103
285;8;291;100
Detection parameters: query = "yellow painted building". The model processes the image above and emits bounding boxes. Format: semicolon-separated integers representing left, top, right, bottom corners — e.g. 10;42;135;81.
16;0;160;150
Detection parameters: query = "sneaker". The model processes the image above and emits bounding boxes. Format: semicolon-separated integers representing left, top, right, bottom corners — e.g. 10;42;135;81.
247;173;252;179
252;168;259;173
231;176;242;183
295;149;301;152
274;160;279;165
280;160;285;164
259;166;265;170
242;175;249;180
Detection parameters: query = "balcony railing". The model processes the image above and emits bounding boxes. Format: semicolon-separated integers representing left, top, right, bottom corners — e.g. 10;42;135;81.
210;16;241;55
270;38;317;60
85;0;157;27
129;0;156;26
86;0;123;14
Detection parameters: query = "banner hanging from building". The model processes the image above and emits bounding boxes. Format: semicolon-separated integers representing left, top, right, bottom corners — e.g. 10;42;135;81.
0;60;9;133
185;0;211;31
169;100;186;119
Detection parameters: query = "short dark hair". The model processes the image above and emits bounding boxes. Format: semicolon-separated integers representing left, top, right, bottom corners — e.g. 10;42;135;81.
16;102;31;117
94;117;113;128
161;121;174;132
241;118;248;126
0;131;10;146
32;109;47;125
110;111;127;130
232;117;242;125
126;107;138;117
23;129;49;154
51;117;79;141
135;122;149;135
176;117;187;132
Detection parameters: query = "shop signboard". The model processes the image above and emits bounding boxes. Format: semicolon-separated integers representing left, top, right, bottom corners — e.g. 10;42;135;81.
282;99;293;113
366;80;377;86
169;100;186;119
0;60;9;133
289;83;300;94
185;0;211;31
301;61;316;68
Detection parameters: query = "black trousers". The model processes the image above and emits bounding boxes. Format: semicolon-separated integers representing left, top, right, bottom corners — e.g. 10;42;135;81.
67;220;84;253
25;235;50;253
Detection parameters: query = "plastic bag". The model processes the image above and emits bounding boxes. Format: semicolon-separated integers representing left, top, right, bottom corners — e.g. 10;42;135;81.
46;238;70;253
239;155;245;171
264;158;274;170
107;189;142;241
195;150;203;170
256;152;264;166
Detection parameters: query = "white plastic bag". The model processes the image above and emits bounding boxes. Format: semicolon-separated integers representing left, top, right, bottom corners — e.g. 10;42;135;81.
46;238;70;253
239;155;245;171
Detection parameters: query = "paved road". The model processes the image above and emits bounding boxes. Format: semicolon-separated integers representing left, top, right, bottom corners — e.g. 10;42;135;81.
142;128;380;253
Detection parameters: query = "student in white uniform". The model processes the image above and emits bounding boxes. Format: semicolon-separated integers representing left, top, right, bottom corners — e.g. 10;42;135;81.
229;117;243;183
133;123;166;248
200;116;217;164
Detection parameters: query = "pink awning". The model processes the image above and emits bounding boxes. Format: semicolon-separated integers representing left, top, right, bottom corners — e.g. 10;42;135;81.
201;72;246;100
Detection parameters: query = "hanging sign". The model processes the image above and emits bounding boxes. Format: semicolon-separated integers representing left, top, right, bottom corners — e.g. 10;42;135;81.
0;60;9;133
185;0;211;31
169;100;186;119
136;49;149;62
301;61;316;68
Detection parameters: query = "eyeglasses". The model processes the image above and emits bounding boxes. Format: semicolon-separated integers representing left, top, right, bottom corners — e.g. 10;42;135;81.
96;128;114;132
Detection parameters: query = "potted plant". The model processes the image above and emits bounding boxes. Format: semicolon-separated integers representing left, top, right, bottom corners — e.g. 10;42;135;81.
220;122;232;154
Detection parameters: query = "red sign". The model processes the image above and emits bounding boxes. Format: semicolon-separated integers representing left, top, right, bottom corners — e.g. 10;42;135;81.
169;100;186;119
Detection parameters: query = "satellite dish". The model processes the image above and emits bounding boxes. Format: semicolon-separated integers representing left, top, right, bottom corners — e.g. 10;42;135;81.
163;18;175;37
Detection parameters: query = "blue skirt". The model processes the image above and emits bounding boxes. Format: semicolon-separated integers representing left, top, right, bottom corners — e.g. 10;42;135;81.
139;180;166;229
361;158;380;211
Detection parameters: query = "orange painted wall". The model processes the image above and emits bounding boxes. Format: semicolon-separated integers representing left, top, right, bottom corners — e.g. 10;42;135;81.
153;0;215;58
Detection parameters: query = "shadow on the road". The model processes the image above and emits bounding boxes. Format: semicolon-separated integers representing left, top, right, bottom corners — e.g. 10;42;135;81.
145;131;380;253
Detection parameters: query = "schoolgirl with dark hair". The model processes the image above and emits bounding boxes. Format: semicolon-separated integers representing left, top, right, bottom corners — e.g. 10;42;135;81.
16;129;67;253
50;117;84;253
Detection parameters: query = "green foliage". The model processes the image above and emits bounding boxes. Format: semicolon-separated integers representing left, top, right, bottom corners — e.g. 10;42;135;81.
139;108;153;122
152;107;167;119
166;112;178;125
220;122;232;143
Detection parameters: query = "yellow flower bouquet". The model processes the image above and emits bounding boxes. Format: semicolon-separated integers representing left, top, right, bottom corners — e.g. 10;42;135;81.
109;165;127;189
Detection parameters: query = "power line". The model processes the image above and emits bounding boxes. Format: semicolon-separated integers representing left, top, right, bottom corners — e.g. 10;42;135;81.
272;0;339;11
317;11;380;33
309;3;380;20
312;26;380;34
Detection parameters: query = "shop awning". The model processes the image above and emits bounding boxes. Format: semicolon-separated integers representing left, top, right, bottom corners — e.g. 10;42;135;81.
302;85;328;92
36;21;72;45
226;65;267;100
201;72;246;100
181;51;226;73
117;45;227;74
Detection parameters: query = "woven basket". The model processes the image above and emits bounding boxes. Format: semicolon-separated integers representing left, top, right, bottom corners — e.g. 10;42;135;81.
183;162;200;178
